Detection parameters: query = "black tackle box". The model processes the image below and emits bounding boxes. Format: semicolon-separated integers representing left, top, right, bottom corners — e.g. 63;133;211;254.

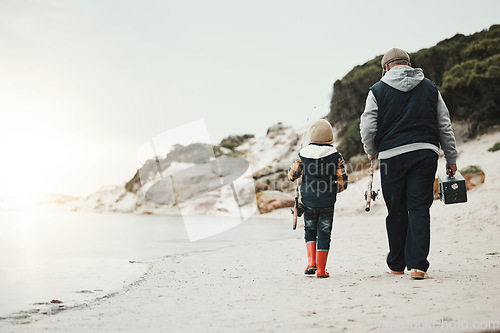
438;171;468;204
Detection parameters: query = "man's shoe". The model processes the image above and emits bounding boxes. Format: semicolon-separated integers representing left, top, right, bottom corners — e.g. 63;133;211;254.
386;253;404;274
410;269;426;280
390;270;404;275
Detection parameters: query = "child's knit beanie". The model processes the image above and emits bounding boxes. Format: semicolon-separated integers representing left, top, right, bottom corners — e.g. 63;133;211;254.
309;119;334;145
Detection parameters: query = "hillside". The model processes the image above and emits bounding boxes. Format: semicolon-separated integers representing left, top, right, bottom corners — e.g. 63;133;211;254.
328;24;500;162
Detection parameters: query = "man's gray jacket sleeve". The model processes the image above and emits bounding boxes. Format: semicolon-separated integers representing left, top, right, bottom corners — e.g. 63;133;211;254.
437;91;458;164
360;90;378;157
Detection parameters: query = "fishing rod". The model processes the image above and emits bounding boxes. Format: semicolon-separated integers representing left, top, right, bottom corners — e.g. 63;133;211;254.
292;185;300;230
364;159;379;212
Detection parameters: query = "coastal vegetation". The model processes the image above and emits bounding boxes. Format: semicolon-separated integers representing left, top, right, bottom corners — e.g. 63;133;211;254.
328;24;500;162
488;142;500;152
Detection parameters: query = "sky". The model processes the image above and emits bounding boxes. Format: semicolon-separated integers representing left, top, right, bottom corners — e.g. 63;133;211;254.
0;0;499;197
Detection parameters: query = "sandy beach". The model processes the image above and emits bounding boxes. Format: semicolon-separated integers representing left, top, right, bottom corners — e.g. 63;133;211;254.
1;133;500;333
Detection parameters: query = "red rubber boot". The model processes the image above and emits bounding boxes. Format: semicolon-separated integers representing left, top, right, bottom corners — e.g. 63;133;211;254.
304;242;317;275
316;250;330;278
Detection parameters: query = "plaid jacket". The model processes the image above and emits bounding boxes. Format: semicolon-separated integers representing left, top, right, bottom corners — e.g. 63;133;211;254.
288;145;348;194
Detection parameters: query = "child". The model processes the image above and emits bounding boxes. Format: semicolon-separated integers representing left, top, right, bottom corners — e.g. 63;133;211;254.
288;119;348;278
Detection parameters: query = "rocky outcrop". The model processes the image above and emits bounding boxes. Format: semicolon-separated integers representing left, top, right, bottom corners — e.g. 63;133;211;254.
66;185;174;215
75;122;303;215
238;122;302;199
433;166;486;200
266;122;288;136
253;165;293;194
462;171;486;190
144;156;250;206
125;143;215;194
433;178;441;200
256;190;294;214
219;134;254;150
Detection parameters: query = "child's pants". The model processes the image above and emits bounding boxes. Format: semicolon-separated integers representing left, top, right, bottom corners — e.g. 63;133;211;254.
303;206;334;250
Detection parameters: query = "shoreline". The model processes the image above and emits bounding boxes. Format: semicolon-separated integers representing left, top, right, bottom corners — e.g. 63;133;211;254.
0;263;151;325
1;205;499;332
0;212;295;325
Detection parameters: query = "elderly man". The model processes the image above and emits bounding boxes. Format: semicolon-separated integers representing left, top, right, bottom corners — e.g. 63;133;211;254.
360;48;458;279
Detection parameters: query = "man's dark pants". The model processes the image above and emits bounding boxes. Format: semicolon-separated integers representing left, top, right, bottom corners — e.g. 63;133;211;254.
380;149;438;272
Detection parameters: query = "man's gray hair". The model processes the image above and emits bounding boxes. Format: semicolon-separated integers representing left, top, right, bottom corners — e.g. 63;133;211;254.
386;59;410;67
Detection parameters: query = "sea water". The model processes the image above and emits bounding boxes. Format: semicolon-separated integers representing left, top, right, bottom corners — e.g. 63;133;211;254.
0;210;291;319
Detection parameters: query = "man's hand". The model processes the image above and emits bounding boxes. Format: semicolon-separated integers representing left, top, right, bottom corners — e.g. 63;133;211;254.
446;163;457;176
368;154;377;161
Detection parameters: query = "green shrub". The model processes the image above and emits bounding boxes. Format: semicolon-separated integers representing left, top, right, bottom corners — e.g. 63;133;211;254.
462;38;500;60
460;165;483;174
219;134;254;150
213;145;242;157
441;54;500;92
488;142;500;152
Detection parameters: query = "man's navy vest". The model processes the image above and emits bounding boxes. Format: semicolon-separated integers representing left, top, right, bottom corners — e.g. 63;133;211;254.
299;148;339;208
370;78;439;153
